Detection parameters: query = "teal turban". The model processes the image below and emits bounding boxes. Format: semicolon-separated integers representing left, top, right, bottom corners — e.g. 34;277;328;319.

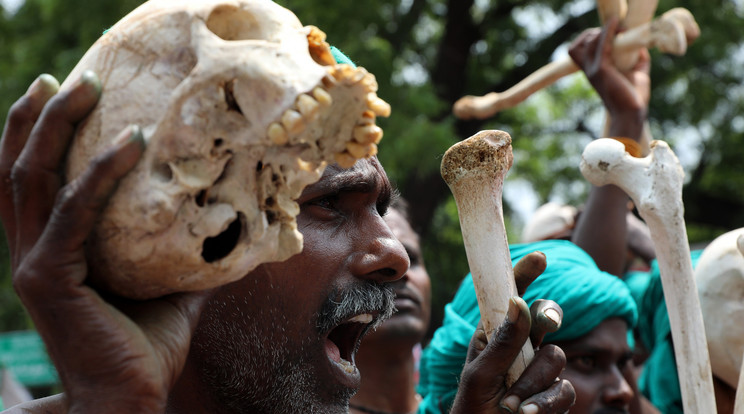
331;46;355;67
417;239;638;413
635;250;703;414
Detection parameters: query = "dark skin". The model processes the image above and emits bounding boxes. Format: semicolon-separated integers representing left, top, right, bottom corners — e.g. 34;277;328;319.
351;208;565;414
569;17;651;278
350;207;432;414
553;318;635;414
1;71;575;413
567;18;659;414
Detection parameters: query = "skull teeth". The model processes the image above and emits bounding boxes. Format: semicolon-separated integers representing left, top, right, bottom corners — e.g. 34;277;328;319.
353;124;383;145
312;87;333;107
264;63;390;171
367;93;391;117
268;122;288;146
281;109;304;136
334;151;358;169
296;94;320;122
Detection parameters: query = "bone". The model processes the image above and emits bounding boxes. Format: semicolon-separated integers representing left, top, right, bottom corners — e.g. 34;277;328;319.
453;7;699;120
596;0;627;23
622;0;658;29
580;138;717;412
736;235;744;414
60;0;394;299
267;122;288;146
440;130;534;386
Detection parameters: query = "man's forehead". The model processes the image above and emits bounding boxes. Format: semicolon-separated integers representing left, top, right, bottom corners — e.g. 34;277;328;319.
311;158;390;193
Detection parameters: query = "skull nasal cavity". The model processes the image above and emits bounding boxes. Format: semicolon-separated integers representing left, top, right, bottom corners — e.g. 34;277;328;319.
202;213;244;263
206;5;264;41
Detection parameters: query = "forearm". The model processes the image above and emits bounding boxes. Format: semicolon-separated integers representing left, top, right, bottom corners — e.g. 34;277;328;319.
607;108;645;141
572;184;630;277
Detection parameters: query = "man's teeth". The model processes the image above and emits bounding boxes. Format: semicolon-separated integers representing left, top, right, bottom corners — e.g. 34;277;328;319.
348;313;373;323
338;359;355;373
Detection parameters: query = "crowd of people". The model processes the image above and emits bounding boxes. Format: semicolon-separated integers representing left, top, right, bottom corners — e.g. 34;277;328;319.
0;2;742;414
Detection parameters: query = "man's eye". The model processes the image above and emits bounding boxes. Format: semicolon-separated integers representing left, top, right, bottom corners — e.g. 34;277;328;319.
406;249;421;266
306;194;340;212
570;355;597;372
618;352;633;371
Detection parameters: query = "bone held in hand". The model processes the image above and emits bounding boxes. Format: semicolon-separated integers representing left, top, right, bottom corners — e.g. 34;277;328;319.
580;138;717;412
737;235;744;414
441;130;534;386
453;7;700;120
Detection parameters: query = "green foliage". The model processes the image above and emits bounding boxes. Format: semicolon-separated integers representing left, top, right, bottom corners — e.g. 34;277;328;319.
1;0;743;336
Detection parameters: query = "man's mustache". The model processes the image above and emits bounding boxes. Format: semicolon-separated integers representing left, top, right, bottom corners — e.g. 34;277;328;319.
316;282;396;333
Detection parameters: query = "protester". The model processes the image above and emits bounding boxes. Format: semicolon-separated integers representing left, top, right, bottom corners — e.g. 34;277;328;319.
0;15;575;414
349;198;432;414
417;240;640;413
418;18;663;414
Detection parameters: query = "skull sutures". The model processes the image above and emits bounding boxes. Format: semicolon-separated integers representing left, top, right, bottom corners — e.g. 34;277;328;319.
62;0;390;299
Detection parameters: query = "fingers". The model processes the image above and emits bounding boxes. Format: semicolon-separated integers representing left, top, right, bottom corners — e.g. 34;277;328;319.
11;71;102;262
476;297;532;374
501;345;575;413
466;322;488;363
597;16;620;60
14;125;144;302
0;75;60;258
42;126;145;267
514;251;546;296
529;299;563;347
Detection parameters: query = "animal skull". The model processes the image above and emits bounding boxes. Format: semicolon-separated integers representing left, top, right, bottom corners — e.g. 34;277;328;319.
61;0;390;299
694;228;744;389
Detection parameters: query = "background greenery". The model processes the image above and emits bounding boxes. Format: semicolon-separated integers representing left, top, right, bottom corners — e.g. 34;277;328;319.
1;0;742;341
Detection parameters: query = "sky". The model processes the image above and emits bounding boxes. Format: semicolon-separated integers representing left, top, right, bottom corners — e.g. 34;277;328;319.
0;0;22;15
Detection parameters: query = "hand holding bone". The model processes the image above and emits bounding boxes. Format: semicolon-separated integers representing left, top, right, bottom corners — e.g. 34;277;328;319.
580;138;717;412
441;130;534;386
453;7;699;120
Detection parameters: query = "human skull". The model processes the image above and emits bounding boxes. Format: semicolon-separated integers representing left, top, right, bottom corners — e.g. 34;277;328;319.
694;228;744;388
61;0;390;299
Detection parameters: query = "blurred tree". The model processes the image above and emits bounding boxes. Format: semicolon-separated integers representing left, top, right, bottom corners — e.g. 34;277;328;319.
1;0;743;336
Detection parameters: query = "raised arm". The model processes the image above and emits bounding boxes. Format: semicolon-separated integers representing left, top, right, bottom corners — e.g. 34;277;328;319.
569;17;652;277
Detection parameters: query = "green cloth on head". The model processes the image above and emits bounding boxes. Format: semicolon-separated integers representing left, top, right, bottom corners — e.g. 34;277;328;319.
636;250;703;414
417;240;638;413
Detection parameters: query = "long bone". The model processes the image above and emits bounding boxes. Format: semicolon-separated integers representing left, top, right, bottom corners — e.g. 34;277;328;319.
441;130;534;386
596;0;657;155
580;138;717;412
737;235;744;414
453;7;700;120
612;0;659;70
596;0;627;25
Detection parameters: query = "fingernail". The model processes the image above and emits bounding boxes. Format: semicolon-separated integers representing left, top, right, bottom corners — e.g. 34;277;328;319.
76;70;102;94
500;395;520;413
520;403;539;414
26;74;60;100
544;308;561;328
507;297;520;323
474;328;487;351
116;125;144;150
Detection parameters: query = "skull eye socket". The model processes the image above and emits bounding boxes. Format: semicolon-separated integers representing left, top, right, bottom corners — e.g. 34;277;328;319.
206;5;264;41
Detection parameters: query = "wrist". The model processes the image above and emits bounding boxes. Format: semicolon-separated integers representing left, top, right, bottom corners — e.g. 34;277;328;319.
607;109;646;140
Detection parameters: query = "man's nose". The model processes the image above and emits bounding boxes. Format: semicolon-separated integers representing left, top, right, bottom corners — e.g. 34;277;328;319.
350;215;409;284
602;366;634;407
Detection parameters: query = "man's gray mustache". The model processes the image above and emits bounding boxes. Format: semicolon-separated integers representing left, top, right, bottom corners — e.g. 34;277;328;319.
316;282;396;333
